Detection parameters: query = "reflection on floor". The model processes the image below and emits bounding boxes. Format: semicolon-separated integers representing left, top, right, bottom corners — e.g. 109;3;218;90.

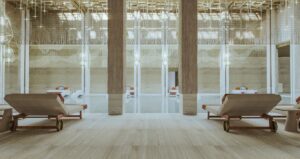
64;94;222;113
65;95;181;113
64;94;294;114
0;114;299;159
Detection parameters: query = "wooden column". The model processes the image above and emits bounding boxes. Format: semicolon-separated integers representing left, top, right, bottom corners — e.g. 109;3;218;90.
179;0;198;115
107;0;125;115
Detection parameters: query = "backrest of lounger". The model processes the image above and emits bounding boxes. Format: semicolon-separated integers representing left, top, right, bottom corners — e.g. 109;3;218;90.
219;94;281;116
4;94;67;115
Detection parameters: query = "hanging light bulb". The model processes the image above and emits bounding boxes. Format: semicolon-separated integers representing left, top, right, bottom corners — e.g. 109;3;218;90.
39;0;43;28
4;46;16;63
270;0;273;10
19;0;23;10
43;3;46;13
259;4;263;30
33;0;37;18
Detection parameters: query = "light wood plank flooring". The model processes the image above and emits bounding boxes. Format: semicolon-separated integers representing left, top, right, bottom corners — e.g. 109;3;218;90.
0;113;300;159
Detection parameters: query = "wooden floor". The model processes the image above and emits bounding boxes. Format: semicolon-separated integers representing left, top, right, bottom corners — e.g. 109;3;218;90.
0;113;300;159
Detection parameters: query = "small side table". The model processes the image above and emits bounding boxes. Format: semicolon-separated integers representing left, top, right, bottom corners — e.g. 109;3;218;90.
275;107;300;132
0;106;13;132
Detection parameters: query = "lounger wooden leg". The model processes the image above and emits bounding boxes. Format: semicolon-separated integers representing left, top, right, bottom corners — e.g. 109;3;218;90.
12;117;20;132
223;116;231;132
11;120;17;132
80;111;82;119
12;114;64;132
218;114;278;132
261;114;277;132
11;114;27;132
55;117;60;132
55;115;64;131
207;112;210;120
269;117;277;132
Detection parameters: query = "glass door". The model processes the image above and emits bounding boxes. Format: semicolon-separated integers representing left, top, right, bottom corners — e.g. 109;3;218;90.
1;2;21;104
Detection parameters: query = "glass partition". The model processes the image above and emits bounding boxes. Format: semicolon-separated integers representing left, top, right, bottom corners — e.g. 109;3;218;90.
197;46;221;106
228;45;267;93
140;14;163;95
197;0;269;107
197;10;223;106
2;3;21;95
295;1;300;100
139;13;163;112
125;0;180;113
226;8;268;94
124;8;137;113
29;11;82;96
87;12;108;94
271;0;293;103
125;17;135;95
167;8;180;113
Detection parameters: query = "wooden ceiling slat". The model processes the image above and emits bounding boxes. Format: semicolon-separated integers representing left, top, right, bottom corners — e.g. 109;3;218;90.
6;0;287;13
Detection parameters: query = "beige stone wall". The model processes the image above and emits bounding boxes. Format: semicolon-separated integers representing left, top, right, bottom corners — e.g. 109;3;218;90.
90;68;107;94
29;45;81;93
141;68;161;94
197;45;267;93
198;68;219;93
28;44;109;93
29;68;81;93
228;46;267;92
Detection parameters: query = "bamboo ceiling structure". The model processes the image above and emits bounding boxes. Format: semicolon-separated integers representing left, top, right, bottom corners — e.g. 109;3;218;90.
6;0;287;13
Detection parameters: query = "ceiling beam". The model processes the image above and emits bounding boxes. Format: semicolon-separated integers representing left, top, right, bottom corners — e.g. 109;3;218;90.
71;0;87;13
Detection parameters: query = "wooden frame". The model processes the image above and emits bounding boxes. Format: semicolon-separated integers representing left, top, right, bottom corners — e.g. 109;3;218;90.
206;111;278;132
12;114;64;132
11;105;87;132
207;111;286;119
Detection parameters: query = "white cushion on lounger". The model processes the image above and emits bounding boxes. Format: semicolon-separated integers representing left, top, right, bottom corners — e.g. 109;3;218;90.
204;94;281;116
205;105;221;115
4;94;86;116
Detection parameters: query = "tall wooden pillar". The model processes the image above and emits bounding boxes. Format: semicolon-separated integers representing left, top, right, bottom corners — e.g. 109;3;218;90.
107;0;125;115
179;0;198;115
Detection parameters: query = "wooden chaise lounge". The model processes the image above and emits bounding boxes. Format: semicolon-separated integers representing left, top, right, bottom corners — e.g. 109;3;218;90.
5;94;87;132
202;94;281;132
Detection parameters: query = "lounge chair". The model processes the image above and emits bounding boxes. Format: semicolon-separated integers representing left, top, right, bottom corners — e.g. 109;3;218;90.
4;94;87;131
202;94;281;132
